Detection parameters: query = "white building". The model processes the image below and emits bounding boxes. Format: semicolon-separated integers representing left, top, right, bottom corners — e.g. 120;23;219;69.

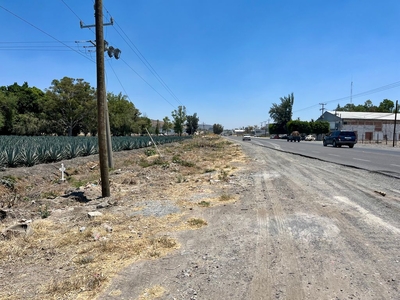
317;111;400;142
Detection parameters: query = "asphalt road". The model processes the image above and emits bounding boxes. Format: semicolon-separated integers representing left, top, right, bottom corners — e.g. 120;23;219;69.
229;137;400;179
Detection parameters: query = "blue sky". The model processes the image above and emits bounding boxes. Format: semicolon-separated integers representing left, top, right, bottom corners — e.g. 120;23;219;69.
1;1;400;130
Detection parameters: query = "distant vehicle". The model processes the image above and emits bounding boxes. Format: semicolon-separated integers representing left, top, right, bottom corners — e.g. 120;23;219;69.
270;134;280;139
323;130;357;148
305;135;316;141
242;135;251;141
287;131;301;142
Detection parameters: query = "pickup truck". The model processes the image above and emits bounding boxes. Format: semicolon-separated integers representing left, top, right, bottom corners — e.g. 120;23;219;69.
287;131;301;142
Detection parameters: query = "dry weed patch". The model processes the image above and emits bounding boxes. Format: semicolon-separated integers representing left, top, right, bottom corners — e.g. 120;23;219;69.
138;285;166;300
0;135;247;300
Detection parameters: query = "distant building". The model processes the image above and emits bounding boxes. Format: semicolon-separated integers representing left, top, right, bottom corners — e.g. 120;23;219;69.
317;111;400;142
234;129;245;136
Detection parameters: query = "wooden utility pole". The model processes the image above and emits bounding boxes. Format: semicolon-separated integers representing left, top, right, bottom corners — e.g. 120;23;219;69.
95;0;110;197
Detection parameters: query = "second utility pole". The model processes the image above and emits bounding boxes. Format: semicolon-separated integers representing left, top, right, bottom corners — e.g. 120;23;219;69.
95;0;110;197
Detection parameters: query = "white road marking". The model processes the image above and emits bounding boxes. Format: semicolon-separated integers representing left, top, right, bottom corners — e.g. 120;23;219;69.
390;164;400;168
328;154;340;157
334;196;400;234
353;158;370;162
312;151;320;153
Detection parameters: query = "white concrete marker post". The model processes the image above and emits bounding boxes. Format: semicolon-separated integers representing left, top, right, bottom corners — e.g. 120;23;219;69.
59;163;66;181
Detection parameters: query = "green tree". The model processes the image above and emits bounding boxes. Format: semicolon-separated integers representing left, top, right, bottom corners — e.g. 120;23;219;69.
342;103;356;111
213;123;224;134
311;121;330;135
0;91;17;135
287;120;311;134
269;93;294;133
185;113;199;135
171;106;187;136
363;100;377;112
155;120;160;135
268;123;279;135
162;116;173;135
378;99;394;113
108;92;139;136
44;77;96;136
3;82;44;115
135;116;152;135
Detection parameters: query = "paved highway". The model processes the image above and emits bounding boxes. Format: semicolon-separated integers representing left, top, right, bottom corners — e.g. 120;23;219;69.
228;136;400;179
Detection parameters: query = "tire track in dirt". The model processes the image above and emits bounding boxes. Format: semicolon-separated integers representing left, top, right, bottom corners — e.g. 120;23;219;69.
246;171;271;299
246;150;304;300
250;146;400;299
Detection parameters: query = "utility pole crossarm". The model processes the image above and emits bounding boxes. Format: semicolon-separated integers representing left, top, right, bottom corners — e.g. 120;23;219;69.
80;17;114;28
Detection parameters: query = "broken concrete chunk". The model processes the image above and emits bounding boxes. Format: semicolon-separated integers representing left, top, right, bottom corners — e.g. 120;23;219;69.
1;223;32;239
96;201;110;209
87;211;103;218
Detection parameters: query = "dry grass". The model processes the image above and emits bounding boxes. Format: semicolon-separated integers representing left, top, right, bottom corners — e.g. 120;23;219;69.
0;135;247;300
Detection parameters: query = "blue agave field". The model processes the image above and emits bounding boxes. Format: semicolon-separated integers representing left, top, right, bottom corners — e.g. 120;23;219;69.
0;135;191;168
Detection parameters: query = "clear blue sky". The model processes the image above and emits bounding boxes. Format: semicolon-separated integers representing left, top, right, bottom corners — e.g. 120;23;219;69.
1;1;400;130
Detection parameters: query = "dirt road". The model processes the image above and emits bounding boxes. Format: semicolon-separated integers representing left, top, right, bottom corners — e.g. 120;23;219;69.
99;140;400;299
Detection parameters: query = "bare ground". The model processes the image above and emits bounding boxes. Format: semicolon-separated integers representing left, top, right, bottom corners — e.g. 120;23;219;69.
1;136;400;300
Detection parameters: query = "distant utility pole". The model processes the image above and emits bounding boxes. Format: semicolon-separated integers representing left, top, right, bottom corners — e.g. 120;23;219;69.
319;103;327;115
350;81;353;104
80;0;111;197
393;100;398;147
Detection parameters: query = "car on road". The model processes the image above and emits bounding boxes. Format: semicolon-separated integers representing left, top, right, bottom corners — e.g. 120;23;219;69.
287;131;301;142
242;135;251;141
305;135;316;141
323;130;357;148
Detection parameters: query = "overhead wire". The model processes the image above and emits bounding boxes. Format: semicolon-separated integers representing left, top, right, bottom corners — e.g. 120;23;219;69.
120;58;176;109
60;1;181;112
103;5;185;108
293;80;400;114
0;4;95;63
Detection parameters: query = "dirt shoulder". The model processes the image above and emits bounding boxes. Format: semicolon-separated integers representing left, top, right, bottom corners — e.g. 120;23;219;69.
99;138;400;300
0;136;247;300
1;136;400;300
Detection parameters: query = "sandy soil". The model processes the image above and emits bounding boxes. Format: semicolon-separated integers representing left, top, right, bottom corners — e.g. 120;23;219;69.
1;137;400;300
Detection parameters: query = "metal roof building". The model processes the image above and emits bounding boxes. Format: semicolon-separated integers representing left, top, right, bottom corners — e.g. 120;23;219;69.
317;111;399;142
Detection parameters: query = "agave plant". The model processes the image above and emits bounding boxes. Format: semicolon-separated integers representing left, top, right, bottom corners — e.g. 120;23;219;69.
65;142;82;159
81;139;98;156
4;147;21;168
20;147;39;167
47;145;65;163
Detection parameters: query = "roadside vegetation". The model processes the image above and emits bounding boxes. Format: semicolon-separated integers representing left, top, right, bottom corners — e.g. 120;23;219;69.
0;135;246;299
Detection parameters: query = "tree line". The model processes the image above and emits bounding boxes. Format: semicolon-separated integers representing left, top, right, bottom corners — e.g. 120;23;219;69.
0;77;213;136
267;93;398;135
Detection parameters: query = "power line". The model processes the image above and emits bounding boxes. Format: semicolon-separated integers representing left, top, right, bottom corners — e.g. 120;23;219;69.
60;1;183;112
294;80;400;114
120;58;176;109
0;4;95;63
60;0;95;35
106;60;131;102
103;5;185;108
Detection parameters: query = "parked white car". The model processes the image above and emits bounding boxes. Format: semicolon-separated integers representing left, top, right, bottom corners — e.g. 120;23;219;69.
305;135;316;141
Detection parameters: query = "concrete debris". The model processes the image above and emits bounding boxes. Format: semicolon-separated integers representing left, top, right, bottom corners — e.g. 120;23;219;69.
1;222;32;239
88;211;103;218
